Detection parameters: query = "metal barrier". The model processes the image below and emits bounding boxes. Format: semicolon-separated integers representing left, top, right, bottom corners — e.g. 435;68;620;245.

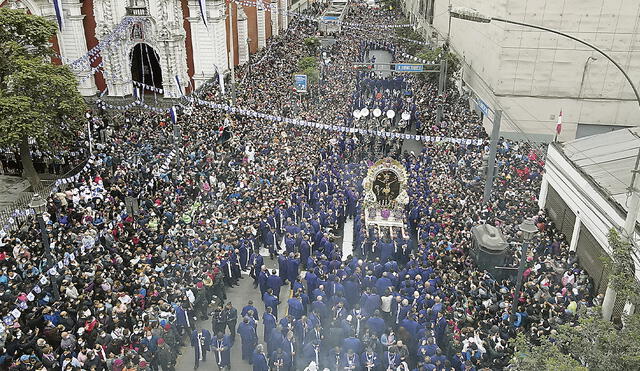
0;157;90;234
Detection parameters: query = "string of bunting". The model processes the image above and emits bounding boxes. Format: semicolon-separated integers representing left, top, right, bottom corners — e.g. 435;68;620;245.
364;40;443;65
78;62;105;83
157;149;178;177
94;94;482;146
231;0;413;28
186;97;483;146
345;23;430;46
132;80;164;94
0;209;35;238
52;157;95;188
69;17;136;69
2;216;101;325
1;147;189;325
1;201;102;325
96;99;171;113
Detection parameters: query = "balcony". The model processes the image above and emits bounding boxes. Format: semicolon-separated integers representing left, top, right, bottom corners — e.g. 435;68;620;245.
126;6;148;16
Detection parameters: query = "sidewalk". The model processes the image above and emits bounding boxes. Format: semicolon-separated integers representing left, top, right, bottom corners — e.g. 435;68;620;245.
0;175;31;210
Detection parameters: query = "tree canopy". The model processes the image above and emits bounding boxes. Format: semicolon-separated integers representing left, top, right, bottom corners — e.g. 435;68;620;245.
509;311;640;370
0;8;87;186
602;228;640;303
297;56;319;85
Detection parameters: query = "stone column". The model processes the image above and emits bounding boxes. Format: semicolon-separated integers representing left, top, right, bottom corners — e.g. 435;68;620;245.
102;44;130;97
92;0;130;96
159;38;188;98
53;1;98;96
237;7;249;64
602;285;616;321
212;1;229;72
271;0;279;37
537;175;549;210
186;0;228;90
280;0;288;30
569;217;580;252
257;3;266;49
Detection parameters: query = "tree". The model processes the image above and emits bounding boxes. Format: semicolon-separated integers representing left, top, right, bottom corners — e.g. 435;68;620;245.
509;312;640;370
0;8;86;187
509;333;586;371
297;56;319;85
602;228;640;303
417;47;461;85
303;37;320;52
556;312;640;370
395;26;425;55
298;56;318;71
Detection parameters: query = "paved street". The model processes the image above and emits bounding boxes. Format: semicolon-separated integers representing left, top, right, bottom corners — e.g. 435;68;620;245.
173;253;284;371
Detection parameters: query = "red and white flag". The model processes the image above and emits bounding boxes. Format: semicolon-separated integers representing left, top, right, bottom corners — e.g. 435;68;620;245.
556;110;563;135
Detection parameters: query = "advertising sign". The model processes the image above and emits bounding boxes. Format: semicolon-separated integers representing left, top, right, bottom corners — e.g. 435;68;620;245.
294;74;308;93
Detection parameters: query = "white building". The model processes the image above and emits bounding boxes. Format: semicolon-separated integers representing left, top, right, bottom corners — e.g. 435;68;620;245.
2;0;288;98
540;127;640;321
402;0;640;141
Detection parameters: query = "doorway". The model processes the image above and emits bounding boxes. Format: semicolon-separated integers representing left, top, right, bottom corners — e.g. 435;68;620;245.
130;43;163;91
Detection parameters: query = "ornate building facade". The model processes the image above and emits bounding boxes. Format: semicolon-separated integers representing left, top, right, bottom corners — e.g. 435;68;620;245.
1;0;288;97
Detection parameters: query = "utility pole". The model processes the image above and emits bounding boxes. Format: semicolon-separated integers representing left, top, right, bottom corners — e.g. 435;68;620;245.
447;3;452;44
483;109;501;204
227;0;237;105
624;142;640;237
436;59;447;124
603;141;640;320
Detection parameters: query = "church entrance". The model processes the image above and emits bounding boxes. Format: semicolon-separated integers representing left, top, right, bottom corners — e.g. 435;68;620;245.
130;43;163;91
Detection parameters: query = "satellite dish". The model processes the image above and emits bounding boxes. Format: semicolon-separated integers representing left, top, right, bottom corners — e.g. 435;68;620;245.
386;110;395;119
353;110;361;119
402;111;411;121
373;108;382;117
360;108;370;117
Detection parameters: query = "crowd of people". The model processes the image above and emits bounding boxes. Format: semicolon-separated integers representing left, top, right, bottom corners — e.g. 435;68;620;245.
0;1;598;371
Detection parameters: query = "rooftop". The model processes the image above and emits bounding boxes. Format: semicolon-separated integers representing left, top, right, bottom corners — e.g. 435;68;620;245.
561;127;640;222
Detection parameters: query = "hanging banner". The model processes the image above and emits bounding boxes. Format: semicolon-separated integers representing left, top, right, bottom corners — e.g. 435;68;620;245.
294;74;308;93
175;75;184;96
170;106;178;124
198;0;208;28
53;0;64;30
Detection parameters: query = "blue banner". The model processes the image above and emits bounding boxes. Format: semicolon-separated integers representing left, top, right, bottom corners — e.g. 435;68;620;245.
395;64;424;72
294;74;308;93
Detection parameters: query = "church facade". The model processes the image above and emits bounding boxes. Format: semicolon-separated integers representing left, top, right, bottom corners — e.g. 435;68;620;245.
1;0;289;97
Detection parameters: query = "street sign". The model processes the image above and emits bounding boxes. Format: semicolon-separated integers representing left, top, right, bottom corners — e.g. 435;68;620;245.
323;16;339;21
476;98;489;116
394;64;424;72
294;74;308;93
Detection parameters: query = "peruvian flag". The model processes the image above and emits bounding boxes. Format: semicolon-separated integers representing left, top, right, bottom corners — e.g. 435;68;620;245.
556;110;563;135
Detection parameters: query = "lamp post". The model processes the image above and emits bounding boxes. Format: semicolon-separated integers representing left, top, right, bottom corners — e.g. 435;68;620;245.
511;218;538;317
29;193;59;301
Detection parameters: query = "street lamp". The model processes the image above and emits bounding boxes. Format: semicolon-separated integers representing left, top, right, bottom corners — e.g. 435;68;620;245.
511;218;538;317
29;193;59;300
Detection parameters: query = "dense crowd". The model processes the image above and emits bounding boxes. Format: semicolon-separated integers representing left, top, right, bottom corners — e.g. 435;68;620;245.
0;1;597;371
